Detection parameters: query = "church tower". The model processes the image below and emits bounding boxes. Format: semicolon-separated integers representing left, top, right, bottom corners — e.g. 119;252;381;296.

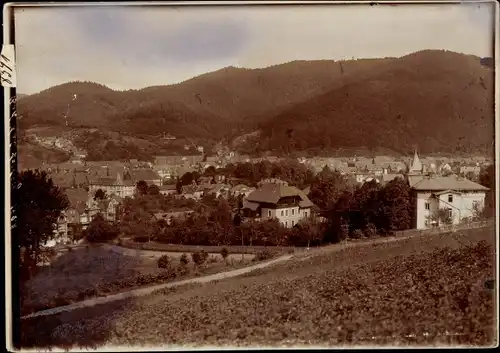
409;149;423;174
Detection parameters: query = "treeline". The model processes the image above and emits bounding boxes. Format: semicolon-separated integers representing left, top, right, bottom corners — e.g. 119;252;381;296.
175;159;317;190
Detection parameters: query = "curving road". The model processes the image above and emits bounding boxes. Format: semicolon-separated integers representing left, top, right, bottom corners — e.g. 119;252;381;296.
21;254;294;320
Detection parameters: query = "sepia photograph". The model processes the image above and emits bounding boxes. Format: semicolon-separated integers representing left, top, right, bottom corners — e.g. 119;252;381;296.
5;0;498;350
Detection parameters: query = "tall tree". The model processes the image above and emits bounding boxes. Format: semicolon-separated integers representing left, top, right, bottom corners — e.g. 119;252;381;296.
135;180;149;196
13;170;70;278
326;189;353;243
94;188;107;200
308;168;349;212
147;184;160;196
348;180;381;231
203;165;217;177
377;177;413;231
479;164;495;218
84;213;120;243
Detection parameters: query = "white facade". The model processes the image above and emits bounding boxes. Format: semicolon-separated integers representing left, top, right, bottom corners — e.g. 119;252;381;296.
415;190;486;229
260;206;310;228
89;183;135;198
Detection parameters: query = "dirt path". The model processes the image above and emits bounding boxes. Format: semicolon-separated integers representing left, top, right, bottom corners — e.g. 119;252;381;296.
21;254;293;320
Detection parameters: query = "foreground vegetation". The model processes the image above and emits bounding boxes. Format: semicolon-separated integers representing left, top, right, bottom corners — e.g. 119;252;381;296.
21;245;259;316
17;226;496;349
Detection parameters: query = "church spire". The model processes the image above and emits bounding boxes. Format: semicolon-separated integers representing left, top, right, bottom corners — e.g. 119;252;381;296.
410;149;422;173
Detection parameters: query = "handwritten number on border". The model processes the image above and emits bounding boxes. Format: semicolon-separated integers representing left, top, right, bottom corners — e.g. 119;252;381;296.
1;45;16;87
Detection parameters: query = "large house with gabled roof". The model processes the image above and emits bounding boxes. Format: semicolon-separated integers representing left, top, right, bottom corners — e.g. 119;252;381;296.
406;151;489;229
89;171;136;198
242;179;315;228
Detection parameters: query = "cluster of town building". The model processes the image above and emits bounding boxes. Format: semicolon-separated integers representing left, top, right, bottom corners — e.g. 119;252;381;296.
41;150;491;247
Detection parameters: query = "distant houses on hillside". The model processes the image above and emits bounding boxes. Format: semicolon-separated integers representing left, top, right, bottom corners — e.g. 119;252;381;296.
42;149;492;247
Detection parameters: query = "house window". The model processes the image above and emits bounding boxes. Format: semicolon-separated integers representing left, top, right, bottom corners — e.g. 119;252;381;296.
425;202;430;210
292;220;295;226
448;194;453;203
281;210;284;216
285;209;288;217
447;208;453;218
285;221;288;227
268;210;271;217
292;209;295;216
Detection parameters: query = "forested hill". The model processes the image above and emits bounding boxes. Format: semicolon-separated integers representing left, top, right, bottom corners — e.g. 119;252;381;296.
16;50;494;159
240;50;494;156
17;58;389;138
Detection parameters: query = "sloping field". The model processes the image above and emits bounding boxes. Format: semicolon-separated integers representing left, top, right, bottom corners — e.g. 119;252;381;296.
18;226;496;349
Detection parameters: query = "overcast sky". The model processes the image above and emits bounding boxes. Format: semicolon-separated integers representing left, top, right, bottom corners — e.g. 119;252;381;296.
14;2;495;94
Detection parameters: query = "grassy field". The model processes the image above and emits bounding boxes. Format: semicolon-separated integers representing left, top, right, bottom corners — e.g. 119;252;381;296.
22;245;256;315
18;226;496;349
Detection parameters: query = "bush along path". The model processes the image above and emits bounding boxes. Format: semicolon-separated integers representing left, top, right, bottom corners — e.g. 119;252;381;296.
21;254;294;320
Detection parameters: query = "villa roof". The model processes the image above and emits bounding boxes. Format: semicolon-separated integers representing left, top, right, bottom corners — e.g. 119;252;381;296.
91;176;135;186
412;175;489;192
131;169;161;182
381;173;405;183
65;188;89;213
245;183;314;208
153;210;194;220
159;184;177;191
232;184;251;193
432;190;464;196
242;200;260;211
408;175;425;187
154;156;185;165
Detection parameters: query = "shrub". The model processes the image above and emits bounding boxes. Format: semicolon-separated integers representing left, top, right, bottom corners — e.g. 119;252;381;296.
340;224;350;241
191;251;205;266
364;223;378;238
253;249;276;262
133;236;149;243
351;229;364;239
176;264;190;277
180;253;189;266
157;255;170;269
200;250;209;263
220;247;229;260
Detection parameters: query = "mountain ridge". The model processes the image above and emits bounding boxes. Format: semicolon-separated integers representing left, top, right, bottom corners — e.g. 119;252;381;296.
17;49;494;162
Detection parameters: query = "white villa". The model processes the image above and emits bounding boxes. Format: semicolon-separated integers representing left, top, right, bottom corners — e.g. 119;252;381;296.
242;179;315;228
407;151;489;229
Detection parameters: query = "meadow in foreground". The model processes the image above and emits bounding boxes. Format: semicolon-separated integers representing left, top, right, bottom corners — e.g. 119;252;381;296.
19;226;496;349
22;245;256;315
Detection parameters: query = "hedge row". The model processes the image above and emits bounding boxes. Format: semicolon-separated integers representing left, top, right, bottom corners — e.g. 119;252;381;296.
120;239;301;255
